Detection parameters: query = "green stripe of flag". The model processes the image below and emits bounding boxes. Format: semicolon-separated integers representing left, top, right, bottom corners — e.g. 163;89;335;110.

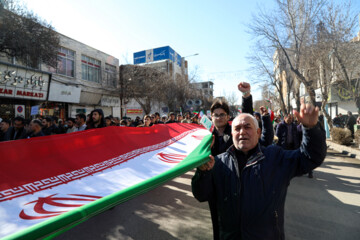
3;134;212;240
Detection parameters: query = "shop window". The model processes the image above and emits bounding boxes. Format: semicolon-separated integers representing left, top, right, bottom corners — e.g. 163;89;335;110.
105;64;117;87
52;47;75;77
81;55;101;83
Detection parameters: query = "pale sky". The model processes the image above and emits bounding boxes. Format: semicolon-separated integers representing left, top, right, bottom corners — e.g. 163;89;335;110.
20;0;359;104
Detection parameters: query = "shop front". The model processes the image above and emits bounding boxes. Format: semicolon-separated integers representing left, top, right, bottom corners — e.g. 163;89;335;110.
100;95;120;118
47;81;81;120
69;91;102;118
0;61;51;120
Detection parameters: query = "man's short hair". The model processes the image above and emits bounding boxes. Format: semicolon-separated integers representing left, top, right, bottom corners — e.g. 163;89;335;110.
32;119;43;128
155;112;160;117
14;116;25;124
76;113;86;121
210;99;230;115
234;113;259;129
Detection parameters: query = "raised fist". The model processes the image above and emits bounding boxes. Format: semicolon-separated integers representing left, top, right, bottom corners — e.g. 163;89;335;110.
238;82;251;93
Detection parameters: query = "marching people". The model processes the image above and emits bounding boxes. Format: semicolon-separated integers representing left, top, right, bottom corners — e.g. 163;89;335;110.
206;81;274;239
0;119;11;142
150;114;156;126
181;112;192;123
154;112;164;124
177;113;183;123
86;109;106;130
26;120;45;138
192;98;326;240
75;113;87;131
165;112;177;124
276;113;301;150
105;116;116;127
137;115;152;127
65;118;77;133
42;117;57;136
7;117;27;140
161;115;167;122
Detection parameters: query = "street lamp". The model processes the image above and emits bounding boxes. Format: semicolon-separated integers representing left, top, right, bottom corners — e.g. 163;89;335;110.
182;53;199;59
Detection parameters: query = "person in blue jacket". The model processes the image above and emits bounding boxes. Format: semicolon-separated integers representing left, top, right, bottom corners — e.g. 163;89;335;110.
192;99;326;240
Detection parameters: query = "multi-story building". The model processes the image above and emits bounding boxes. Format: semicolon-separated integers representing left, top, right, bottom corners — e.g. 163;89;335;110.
190;81;214;100
0;33;120;120
133;46;188;81
119;46;190;118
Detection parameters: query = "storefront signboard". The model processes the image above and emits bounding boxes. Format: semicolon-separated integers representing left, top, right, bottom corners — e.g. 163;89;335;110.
101;95;120;107
48;82;81;103
126;109;143;114
0;63;50;100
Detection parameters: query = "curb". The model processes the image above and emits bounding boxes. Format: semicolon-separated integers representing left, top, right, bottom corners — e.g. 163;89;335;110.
326;140;360;160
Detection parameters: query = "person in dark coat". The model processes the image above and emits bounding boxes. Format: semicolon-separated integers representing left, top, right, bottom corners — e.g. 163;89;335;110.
0;119;11;142
42;117;58;136
86;109;106;130
346;111;356;138
192;100;326;240
5;116;27;141
26;120;45;138
207;81;274;240
165;112;177;124
276;113;301;150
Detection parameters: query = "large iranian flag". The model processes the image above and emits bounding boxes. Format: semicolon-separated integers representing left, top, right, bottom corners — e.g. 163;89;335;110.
0;123;212;239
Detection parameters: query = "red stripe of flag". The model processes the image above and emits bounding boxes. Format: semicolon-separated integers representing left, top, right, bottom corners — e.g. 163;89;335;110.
0;124;204;200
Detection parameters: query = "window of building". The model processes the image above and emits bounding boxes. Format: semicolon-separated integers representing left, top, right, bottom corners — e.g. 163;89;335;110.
105;64;117;87
55;47;75;77
81;55;101;83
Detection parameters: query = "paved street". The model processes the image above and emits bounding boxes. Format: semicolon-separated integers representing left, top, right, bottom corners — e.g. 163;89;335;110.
55;148;360;240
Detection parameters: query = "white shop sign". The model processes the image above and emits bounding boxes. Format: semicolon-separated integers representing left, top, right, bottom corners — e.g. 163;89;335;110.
101;95;120;107
0;63;50;100
48;82;81;103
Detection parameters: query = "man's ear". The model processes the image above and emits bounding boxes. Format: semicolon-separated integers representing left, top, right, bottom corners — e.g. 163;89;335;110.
257;128;261;139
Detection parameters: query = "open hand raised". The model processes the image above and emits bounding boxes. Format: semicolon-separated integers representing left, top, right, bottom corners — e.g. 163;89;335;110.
293;98;319;128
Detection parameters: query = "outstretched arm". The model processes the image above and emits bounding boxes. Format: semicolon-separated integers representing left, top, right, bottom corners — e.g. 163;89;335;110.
259;106;274;146
288;99;326;177
238;82;253;115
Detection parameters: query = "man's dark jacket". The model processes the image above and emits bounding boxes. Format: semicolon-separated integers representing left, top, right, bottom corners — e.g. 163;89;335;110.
209;95;273;239
192;122;326;240
346;115;356;135
276;121;301;150
3;126;27;141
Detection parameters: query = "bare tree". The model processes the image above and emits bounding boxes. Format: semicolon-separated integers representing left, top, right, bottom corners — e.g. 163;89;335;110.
248;0;360;128
321;2;360;115
120;65;168;115
0;0;59;68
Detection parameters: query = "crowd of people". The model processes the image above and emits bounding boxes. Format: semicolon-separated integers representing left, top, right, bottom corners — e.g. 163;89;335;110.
0;109;205;142
332;111;360;138
0;81;336;239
